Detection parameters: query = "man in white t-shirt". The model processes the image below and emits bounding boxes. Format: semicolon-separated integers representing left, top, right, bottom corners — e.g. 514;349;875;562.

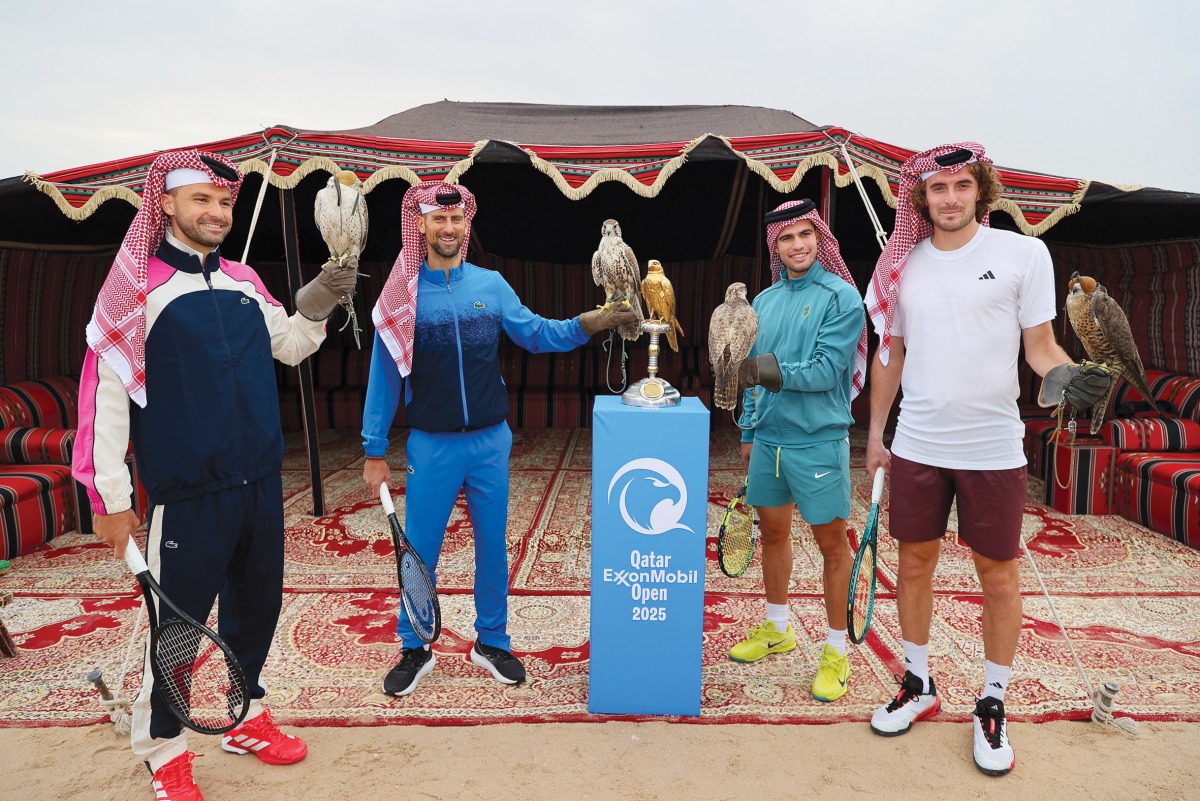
862;143;1110;777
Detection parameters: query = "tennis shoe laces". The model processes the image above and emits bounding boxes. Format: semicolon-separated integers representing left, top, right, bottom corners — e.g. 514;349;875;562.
728;621;797;663
383;646;436;697
471;640;527;684
870;671;941;735
152;751;204;801
221;708;308;765
811;644;851;702
972;696;1015;776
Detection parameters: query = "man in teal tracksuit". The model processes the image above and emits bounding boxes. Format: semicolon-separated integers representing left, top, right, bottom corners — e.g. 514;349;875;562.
732;199;868;702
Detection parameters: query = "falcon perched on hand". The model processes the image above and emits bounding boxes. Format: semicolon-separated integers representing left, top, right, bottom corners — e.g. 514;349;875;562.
641;260;684;352
591;219;645;341
708;283;758;411
1065;272;1159;432
314;170;368;346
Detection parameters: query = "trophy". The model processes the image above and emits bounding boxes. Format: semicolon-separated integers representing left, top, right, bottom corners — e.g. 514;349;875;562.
622;260;683;408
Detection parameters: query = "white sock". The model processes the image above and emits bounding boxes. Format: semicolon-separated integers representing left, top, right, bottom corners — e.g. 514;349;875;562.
902;640;931;692
765;602;790;632
826;627;848;656
982;660;1011;702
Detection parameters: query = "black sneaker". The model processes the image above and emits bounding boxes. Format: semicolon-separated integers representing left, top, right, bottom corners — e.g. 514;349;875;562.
470;641;526;684
382;647;435;696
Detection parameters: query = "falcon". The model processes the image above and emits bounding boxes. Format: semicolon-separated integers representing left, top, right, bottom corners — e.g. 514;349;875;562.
314;170;368;346
640;260;684;352
1064;272;1158;432
708;283;758;411
591;219;644;341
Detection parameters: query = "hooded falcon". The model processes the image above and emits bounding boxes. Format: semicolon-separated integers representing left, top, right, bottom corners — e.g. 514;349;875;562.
591;218;645;341
708;282;758;411
641;259;684;352
314;169;368;346
1064;272;1158;432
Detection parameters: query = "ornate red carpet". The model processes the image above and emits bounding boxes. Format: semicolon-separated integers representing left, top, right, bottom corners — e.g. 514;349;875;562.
2;428;1198;728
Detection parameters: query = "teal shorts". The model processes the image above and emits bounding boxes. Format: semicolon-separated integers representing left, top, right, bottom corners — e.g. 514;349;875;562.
746;438;851;525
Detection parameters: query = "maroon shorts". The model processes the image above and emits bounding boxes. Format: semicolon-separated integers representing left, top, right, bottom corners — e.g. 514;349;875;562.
889;454;1027;561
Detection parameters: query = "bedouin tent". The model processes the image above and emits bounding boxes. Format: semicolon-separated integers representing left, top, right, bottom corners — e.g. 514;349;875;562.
2;102;1198;511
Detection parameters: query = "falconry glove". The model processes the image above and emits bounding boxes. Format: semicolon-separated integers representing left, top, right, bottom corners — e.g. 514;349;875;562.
296;258;359;321
579;305;639;336
1039;362;1112;411
737;354;783;393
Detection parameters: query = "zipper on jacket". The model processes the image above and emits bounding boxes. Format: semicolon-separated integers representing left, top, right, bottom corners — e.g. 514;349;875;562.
446;272;470;428
205;257;243;463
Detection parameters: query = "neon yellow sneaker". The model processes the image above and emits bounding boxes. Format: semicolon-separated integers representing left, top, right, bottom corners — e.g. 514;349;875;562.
812;644;851;702
728;621;796;663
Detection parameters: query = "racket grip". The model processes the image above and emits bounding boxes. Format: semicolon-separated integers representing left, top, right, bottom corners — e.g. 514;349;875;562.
379;483;396;516
123;537;148;575
871;466;886;503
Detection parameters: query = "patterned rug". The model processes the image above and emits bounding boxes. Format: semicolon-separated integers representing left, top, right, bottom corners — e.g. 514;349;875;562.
2;428;1199;728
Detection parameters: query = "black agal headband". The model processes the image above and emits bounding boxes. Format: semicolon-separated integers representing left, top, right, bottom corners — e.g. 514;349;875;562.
763;198;816;225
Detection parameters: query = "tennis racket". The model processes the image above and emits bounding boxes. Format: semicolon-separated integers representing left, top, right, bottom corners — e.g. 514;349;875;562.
123;539;249;734
847;467;886;645
379;484;442;644
717;479;757;578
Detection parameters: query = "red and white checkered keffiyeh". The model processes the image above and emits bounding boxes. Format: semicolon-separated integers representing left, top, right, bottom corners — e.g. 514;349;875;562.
86;149;243;407
864;142;991;366
372;181;477;376
766;200;868;399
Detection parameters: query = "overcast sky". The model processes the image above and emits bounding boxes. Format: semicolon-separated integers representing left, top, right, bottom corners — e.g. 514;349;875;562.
4;0;1197;192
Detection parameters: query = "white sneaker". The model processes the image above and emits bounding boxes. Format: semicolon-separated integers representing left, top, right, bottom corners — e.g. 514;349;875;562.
972;697;1015;776
870;671;941;736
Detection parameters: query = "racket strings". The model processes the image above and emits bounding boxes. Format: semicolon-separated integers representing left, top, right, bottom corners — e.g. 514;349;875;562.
400;551;440;641
155;619;244;730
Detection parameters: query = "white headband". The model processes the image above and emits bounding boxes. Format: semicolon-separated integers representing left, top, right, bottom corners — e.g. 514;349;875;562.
164;168;213;191
419;202;462;214
919;156;978;182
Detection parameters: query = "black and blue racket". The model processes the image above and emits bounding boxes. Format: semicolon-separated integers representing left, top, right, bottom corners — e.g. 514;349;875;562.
848;467;885;645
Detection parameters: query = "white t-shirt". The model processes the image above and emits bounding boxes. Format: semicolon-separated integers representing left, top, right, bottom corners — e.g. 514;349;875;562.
890;226;1056;469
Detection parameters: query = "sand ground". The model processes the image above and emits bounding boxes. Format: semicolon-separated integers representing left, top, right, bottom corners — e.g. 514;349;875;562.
3;720;1199;801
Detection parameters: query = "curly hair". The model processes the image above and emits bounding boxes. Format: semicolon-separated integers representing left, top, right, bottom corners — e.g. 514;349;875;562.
908;162;1002;224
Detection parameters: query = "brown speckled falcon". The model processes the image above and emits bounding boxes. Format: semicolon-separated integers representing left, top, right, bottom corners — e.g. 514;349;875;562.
640;260;684;352
591;219;645;341
1065;272;1157;432
708;283;758;411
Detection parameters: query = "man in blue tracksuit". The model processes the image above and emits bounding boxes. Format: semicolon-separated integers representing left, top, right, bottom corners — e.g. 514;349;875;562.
362;181;634;696
731;199;868;703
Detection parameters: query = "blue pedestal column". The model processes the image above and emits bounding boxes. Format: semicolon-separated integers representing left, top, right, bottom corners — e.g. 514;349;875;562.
588;396;710;716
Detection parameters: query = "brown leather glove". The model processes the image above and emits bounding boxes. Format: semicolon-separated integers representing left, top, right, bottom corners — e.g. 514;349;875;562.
1038;362;1112;410
296;256;359;321
579;305;639;336
737;354;782;393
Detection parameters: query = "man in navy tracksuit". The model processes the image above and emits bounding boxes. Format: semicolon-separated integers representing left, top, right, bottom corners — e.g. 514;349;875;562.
73;150;357;801
362;181;633;696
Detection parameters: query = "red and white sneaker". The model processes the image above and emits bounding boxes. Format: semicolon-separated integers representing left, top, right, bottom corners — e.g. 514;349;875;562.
870;671;941;735
151;752;204;801
220;708;308;765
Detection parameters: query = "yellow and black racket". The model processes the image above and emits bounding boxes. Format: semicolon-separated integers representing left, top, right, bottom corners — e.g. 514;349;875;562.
848;467;886;645
717;480;757;578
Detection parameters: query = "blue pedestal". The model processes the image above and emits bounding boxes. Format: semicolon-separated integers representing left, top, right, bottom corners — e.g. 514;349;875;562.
588;396;710;716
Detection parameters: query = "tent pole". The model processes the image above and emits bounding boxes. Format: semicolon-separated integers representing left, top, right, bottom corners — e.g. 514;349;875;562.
279;187;325;516
820;166;837;231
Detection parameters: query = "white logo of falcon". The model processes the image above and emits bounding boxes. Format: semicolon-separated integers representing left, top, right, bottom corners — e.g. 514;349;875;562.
607;457;693;536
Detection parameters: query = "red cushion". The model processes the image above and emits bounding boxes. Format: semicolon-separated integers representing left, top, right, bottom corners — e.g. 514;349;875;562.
1102;417;1200;451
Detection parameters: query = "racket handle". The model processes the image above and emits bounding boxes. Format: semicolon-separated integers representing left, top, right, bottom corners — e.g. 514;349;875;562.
123;537;148;576
871;466;886;504
379;483;396;516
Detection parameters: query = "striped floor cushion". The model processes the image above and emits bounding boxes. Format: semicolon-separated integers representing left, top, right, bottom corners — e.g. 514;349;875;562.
0;464;75;560
1102;417;1200;451
1044;440;1119;515
1114;452;1200;550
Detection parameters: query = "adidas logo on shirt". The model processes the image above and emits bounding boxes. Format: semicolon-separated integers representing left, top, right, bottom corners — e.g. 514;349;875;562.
978;270;996;280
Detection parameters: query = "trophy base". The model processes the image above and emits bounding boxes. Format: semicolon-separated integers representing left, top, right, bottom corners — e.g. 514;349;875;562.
622;377;681;408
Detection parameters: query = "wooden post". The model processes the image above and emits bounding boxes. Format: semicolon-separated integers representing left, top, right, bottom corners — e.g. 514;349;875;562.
820;165;837;230
278;188;324;516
